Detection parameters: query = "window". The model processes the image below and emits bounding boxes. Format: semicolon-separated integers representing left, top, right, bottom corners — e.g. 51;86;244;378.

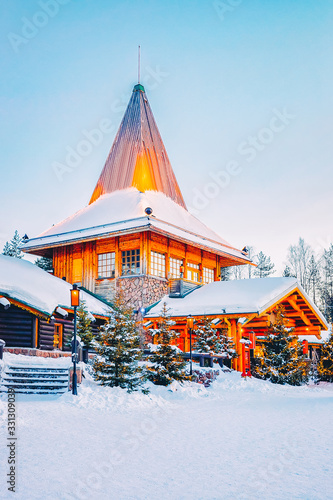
98;252;115;278
187;262;200;282
203;267;214;284
122;249;140;275
169;257;183;279
151;251;166;278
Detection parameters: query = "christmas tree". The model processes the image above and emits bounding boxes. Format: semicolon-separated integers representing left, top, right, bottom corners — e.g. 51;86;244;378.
2;230;23;258
77;301;94;349
218;326;237;362
317;332;333;382
194;316;220;354
252;305;309;385
93;295;147;393
147;303;189;386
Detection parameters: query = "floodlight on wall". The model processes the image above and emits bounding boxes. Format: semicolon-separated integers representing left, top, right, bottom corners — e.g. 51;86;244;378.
145;207;153;215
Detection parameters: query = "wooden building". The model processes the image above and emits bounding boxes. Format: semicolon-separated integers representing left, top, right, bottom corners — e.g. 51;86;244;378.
0;255;110;352
22;84;251;310
144;277;329;374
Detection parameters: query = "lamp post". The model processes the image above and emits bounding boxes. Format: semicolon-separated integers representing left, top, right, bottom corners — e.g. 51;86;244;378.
187;315;194;376
70;284;80;396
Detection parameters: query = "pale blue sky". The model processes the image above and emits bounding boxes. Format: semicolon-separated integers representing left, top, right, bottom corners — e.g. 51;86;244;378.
1;0;332;271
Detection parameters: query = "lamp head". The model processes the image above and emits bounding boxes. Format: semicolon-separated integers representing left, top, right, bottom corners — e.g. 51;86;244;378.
187;315;194;329
71;284;80;307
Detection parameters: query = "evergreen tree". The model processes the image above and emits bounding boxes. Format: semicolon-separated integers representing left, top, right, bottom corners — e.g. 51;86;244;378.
252;305;309;385
93;296;147;393
283;265;295;278
147;303;189;386
77;301;94;349
2;230;23;258
220;267;231;281
254;251;275;278
194;316;221;354
218;326;237;361
317;333;333;382
35;256;53;271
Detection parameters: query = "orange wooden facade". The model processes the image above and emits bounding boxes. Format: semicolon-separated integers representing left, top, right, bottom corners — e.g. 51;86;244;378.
145;286;328;375
52;230;242;292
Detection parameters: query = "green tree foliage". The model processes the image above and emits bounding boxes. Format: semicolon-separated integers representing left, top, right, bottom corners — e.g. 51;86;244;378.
254;251;275;278
194;316;221;354
317;333;333;382
93;296;147;393
77;301;94;349
147;303;189;386
2;230;23;258
252;305;309;385
35;256;53;271
218;326;237;361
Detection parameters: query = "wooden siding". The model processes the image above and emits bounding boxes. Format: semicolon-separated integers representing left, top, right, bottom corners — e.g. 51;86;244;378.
53;232;227;294
39;317;74;351
0;305;33;347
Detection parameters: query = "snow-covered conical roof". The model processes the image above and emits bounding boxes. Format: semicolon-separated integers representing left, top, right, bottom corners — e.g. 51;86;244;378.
89;84;186;208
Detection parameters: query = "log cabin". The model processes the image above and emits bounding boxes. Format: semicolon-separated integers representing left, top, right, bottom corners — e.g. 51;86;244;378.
0;255;111;353
144;277;329;374
22;83;252;310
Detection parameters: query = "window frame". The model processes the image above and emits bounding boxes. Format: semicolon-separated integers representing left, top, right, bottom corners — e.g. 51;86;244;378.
121;249;141;276
97;252;116;279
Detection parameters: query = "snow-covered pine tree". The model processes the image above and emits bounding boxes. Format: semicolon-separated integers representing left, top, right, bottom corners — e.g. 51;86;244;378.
194;316;220;354
93;296;147;393
77;300;94;349
317;332;333;382
218;326;237;362
254;251;275;278
147;303;188;386
35;256;53;271
2;230;23;258
252;305;309;385
220;267;231;281
283;265;295;278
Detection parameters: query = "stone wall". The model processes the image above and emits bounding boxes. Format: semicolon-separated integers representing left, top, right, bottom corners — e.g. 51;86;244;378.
94;275;168;310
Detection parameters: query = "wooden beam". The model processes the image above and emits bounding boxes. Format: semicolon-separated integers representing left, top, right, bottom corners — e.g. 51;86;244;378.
287;297;311;326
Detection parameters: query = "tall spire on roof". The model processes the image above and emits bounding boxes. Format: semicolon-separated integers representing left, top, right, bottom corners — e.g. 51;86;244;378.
89;84;186;208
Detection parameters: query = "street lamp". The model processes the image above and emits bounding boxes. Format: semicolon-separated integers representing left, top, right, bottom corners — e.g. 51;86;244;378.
70;284;80;396
187;315;194;376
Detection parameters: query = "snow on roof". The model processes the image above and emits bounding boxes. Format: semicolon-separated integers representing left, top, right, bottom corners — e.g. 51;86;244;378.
146;277;329;328
0;255;111;317
22;188;250;263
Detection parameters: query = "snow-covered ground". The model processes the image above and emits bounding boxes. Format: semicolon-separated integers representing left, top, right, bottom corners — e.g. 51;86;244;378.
1;355;333;500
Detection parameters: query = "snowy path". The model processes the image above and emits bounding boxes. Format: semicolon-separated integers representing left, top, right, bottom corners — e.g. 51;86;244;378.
1;369;333;500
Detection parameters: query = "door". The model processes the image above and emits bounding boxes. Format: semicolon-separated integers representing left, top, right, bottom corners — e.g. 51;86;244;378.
54;324;63;350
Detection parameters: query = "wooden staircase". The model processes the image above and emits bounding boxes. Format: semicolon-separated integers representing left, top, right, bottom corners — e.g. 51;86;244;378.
0;365;69;394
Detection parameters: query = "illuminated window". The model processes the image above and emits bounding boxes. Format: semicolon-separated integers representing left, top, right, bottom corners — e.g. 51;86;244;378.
187;262;200;282
151;251;166;278
203;267;214;284
98;252;115;278
122;249;140;275
169;257;183;278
